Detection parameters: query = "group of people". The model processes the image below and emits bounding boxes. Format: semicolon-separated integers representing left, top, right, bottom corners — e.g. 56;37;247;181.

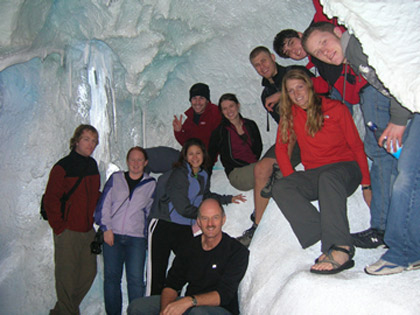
43;0;420;314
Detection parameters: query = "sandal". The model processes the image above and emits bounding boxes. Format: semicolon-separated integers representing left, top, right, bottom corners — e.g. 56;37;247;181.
310;245;355;275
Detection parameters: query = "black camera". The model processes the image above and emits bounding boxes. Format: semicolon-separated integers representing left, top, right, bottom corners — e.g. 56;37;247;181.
90;229;104;255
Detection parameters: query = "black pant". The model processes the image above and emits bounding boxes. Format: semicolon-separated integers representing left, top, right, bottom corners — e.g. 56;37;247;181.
148;220;193;295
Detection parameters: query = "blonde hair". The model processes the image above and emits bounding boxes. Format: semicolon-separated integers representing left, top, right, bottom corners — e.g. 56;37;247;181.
279;69;323;143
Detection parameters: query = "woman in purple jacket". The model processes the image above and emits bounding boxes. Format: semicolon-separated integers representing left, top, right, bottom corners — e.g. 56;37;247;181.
95;147;156;315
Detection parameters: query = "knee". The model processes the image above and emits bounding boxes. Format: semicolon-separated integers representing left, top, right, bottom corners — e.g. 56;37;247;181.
254;158;275;180
189;307;214;315
104;265;123;282
271;178;289;199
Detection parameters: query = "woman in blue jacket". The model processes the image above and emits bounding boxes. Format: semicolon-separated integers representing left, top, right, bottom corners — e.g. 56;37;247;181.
95;147;156;315
146;138;245;296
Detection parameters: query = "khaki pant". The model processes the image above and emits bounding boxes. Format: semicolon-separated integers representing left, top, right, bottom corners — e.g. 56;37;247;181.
228;163;257;191
50;229;97;315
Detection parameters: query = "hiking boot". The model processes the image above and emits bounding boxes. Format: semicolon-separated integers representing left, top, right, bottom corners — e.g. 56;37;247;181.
237;224;257;248
351;228;385;248
250;210;256;223
260;163;282;198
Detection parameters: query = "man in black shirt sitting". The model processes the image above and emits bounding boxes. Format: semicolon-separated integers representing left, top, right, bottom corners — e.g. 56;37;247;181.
128;198;249;315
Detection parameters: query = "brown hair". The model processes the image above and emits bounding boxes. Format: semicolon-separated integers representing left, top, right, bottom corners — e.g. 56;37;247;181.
69;124;99;150
279;69;323;143
249;46;272;62
301;22;336;52
126;146;148;162
173;138;211;171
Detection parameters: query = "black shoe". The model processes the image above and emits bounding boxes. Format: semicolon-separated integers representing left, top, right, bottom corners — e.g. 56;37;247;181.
237;224;257;248
351;228;385;248
260;163;282;198
250;210;256;223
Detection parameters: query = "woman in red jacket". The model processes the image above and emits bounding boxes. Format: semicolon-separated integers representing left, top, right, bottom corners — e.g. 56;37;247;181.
272;69;371;275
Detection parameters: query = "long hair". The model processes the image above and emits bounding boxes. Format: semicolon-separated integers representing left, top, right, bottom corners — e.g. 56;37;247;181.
218;93;242;124
173;138;211;171
279;69;323;143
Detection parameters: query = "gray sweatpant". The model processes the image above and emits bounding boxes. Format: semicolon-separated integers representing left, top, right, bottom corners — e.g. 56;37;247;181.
272;161;362;253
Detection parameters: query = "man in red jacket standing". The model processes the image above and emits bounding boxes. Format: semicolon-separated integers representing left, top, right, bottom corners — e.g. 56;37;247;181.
44;124;101;315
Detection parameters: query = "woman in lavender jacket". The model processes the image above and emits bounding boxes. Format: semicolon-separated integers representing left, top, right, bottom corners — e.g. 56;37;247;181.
95;147;156;315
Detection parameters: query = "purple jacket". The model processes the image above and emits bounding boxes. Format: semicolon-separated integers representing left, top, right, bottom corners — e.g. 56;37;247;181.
95;171;156;238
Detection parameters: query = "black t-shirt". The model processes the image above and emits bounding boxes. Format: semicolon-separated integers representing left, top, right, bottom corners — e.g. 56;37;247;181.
164;233;249;315
124;172;143;194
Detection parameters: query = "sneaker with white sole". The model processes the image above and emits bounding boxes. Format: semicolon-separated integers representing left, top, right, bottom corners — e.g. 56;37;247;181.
365;259;405;275
351;228;385;248
406;260;420;271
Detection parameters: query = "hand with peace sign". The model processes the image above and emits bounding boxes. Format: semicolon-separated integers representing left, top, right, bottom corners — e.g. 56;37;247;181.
172;115;184;132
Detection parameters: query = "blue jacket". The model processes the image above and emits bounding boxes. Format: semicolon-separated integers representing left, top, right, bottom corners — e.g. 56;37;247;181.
94;171;156;238
149;163;232;226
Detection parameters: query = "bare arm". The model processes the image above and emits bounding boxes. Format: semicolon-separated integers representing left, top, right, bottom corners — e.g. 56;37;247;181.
160;287;179;314
161;290;221;315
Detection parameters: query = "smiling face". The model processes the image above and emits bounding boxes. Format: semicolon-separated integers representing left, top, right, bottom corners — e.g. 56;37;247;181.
283;34;307;60
127;149;148;179
186;144;204;173
220;99;240;122
304;28;345;66
74;130;98;157
191;96;209;115
251;51;278;80
286;78;310;110
197;199;226;240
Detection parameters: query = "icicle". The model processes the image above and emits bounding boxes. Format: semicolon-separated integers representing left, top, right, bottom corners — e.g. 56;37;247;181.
107;76;118;140
142;104;146;148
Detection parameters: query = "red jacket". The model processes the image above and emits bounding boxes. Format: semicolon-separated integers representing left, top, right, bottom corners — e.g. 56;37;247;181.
174;102;222;148
275;97;370;185
44;150;101;235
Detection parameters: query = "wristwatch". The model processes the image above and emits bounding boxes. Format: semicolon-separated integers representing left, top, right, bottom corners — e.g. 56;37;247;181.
191;295;197;307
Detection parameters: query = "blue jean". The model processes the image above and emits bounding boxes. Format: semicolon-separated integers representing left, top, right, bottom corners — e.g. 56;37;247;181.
330;87;353;115
127;295;232;315
103;234;147;315
359;85;397;231
382;114;420;266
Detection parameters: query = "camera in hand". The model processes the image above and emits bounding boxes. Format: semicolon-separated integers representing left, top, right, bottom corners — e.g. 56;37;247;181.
90;229;104;255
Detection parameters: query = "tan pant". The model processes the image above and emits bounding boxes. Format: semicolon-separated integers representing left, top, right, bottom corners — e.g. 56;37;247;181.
50;229;97;315
228;163;257;191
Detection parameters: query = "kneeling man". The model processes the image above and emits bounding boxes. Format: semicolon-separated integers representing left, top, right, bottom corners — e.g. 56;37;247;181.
128;198;249;315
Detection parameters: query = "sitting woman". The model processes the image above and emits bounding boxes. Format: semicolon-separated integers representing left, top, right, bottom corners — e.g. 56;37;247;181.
272;69;371;274
146;138;245;295
208;94;268;246
208;93;263;191
94;146;156;315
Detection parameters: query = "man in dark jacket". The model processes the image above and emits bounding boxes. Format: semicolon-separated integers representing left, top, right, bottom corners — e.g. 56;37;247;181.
239;46;304;247
44;124;101;314
128;198;249;315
